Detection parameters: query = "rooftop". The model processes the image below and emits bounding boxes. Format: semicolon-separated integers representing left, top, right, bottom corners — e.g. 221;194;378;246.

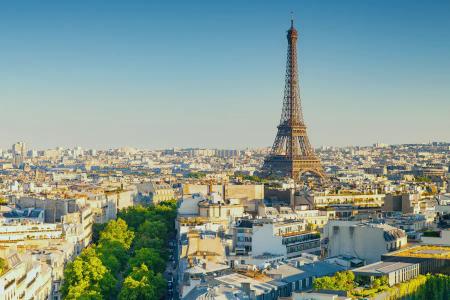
387;245;450;259
353;261;417;275
215;272;280;295
279;230;319;238
266;262;345;284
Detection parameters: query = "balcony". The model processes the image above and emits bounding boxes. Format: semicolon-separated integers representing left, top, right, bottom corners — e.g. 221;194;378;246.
282;232;320;245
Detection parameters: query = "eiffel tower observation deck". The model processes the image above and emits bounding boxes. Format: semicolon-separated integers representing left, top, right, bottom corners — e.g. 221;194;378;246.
262;19;326;181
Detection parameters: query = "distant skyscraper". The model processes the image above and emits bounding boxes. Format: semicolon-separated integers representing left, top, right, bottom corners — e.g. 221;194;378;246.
12;142;26;168
73;146;84;157
262;20;326;181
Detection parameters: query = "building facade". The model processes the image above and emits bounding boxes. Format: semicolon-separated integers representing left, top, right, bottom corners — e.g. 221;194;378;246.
323;221;407;264
233;219;320;259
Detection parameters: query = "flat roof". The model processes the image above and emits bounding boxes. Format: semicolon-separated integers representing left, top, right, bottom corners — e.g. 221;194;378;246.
353;261;417;275
266;264;303;277
215;273;280;295
387;245;450;260
271;262;345;284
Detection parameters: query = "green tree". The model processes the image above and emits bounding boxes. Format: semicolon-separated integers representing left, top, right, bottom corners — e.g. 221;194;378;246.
313;275;336;290
78;201;178;299
61;247;117;299
313;271;355;291
237;174;267;183
133;237;167;258
186;172;206;179
119;264;166;300
334;271;355;290
414;176;432;182
372;278;381;289
97;239;129;274
99;218;135;250
379;275;389;287
154;202;177;224
64;280;103;300
0;197;8;205
157;199;177;210
92;223;106;243
138;220;168;240
0;258;8;275
118;205;150;230
98;251;120;275
129;248;166;274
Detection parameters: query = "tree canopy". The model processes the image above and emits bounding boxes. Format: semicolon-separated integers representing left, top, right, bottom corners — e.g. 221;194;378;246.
62;199;177;300
313;271;449;300
99;218;134;250
61;247;117;300
313;271;355;291
119;264;166;300
129;248;166;274
0;258;8;275
0;197;8;205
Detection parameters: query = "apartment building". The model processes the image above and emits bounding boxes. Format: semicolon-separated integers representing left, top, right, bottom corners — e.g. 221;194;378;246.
313;193;385;208
136;181;175;204
353;261;420;286
232;218;320;259
0;252;52;300
323;221;407;264
258;205;329;228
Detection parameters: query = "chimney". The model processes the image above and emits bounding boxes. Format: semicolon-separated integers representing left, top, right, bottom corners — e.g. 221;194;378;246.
241;282;256;300
241;282;251;293
208;182;213;196
290;188;295;209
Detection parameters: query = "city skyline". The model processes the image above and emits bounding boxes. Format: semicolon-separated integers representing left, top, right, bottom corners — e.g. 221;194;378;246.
1;2;449;299
1;0;449;149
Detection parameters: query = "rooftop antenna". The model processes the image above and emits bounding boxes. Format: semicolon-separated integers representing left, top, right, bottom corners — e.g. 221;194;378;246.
290;11;294;27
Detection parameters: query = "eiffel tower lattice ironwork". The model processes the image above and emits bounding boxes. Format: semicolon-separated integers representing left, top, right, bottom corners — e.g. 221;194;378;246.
262;20;326;181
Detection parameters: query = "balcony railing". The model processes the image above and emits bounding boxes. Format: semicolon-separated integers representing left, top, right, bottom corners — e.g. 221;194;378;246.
282;233;320;245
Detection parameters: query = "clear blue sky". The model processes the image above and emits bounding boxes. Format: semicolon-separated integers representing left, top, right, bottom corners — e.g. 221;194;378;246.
1;0;449;150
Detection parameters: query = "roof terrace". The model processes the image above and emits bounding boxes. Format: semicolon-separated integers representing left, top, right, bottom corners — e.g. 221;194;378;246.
390;245;450;260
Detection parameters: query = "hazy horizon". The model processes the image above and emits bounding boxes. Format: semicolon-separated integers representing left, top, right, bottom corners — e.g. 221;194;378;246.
1;0;449;150
2;141;450;152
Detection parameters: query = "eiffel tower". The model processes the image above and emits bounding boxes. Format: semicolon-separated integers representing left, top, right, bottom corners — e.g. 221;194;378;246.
262;19;326;181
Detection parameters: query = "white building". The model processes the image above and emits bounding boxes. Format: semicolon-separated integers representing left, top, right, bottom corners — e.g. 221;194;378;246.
30;241;76;300
353;261;420;286
0;252;52;300
178;194;206;216
232;218;321;259
12;142;26;168
323;221;407;264
85;193;117;224
258;205;330;228
0;222;63;242
313;192;385;207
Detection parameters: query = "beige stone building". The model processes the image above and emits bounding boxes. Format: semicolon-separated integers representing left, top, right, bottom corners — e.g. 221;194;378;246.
180;230;226;265
0;251;52;300
182;183;264;213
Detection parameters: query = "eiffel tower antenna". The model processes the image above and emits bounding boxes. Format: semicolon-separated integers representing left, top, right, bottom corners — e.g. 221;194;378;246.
262;19;326;181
